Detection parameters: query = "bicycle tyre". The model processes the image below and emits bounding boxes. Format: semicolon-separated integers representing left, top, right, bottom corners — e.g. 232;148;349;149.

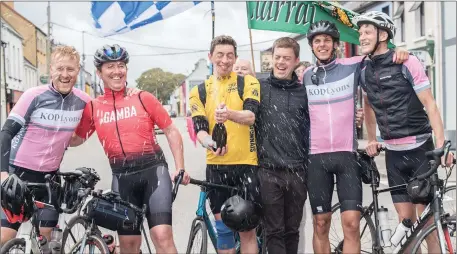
186;219;208;254
62;215;102;253
68;234;110;254
330;203;378;254
0;238;26;254
411;216;456;253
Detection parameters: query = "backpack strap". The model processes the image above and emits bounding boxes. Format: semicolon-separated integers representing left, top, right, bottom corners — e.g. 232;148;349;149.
236;75;245;100
197;82;207;106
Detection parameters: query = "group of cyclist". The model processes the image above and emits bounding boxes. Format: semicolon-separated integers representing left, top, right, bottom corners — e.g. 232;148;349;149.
0;10;454;254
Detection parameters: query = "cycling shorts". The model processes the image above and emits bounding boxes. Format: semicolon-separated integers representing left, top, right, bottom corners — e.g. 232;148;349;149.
1;166;60;231
307;152;362;215
386;137;435;204
206;165;261;215
111;163;172;235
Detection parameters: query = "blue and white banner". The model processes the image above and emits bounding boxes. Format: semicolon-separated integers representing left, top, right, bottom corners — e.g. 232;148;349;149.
91;1;201;37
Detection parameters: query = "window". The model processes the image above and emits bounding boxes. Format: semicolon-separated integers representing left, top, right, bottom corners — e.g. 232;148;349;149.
410;1;425;37
382;6;390;16
12;45;15;79
17;47;20;81
393;2;405;43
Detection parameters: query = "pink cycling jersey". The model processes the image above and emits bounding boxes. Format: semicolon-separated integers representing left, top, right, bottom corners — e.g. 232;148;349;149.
7;84;91;172
303;56;365;155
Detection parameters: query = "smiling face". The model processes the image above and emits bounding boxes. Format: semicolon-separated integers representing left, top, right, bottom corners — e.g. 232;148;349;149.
358;23;389;55
50;51;80;94
233;59;254;77
272;47;299;80
97;61;127;91
311;34;337;62
208;44;237;77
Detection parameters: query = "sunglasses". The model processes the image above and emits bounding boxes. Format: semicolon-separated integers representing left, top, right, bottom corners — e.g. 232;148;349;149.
103;47;122;58
311;67;319;85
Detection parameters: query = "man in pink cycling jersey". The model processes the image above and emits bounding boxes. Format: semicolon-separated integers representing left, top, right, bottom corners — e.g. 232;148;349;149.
302;20;409;254
0;46;92;244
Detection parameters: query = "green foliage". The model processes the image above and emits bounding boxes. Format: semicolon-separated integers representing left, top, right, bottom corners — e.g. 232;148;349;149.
136;68;186;103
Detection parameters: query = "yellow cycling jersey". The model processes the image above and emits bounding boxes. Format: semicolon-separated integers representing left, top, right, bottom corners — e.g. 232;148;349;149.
189;72;260;165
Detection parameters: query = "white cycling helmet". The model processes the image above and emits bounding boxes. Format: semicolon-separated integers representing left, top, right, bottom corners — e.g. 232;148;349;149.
352;11;396;40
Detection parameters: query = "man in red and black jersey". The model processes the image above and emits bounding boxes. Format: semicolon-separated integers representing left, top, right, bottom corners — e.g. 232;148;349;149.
72;44;190;254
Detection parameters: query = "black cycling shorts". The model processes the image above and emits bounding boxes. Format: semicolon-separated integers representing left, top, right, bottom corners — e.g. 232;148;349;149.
386;137;435;204
111;163;172;235
307;152;362;215
1;166;60;231
206;164;261;215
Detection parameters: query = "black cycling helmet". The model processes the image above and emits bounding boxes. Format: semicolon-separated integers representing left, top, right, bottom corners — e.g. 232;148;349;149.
307;20;340;44
1;174;33;223
94;44;129;69
220;195;260;232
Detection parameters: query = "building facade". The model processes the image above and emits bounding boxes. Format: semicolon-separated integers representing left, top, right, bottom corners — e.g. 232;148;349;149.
23;58;38;91
184;58;209;113
36;27;48;83
0;2;37;67
1;18;25;122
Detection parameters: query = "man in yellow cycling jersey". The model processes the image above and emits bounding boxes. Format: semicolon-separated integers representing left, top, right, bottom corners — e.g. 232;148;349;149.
189;35;261;253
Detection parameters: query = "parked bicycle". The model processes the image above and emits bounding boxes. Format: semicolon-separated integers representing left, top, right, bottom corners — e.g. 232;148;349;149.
184;177;266;254
61;170;185;254
0;168;101;254
330;140;456;254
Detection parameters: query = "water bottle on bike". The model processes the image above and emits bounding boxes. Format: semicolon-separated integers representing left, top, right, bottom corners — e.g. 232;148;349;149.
390;218;413;246
49;226;63;254
378;206;392;247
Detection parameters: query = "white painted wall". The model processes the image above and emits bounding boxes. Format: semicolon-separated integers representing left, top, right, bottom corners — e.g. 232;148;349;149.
1;19;25;92
24;59;38;91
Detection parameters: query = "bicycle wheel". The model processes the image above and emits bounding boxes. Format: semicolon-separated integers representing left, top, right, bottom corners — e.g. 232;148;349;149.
186;219;208;254
68;234;110;254
411;215;456;254
62;215;102;253
330;203;377;254
0;238;26;254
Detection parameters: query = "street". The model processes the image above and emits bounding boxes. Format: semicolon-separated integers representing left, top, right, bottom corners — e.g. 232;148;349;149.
14;117;456;253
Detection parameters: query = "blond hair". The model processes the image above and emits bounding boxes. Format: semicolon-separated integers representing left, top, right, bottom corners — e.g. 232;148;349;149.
51;45;80;64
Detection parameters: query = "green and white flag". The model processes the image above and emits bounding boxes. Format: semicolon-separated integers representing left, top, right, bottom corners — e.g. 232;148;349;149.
247;1;394;47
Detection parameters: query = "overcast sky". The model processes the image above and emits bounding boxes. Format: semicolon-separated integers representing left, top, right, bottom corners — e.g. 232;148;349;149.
14;1;293;86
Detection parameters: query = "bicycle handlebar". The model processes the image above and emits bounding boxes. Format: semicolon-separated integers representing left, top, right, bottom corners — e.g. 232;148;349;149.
172;170;184;202
188;178;240;191
415;140;453;181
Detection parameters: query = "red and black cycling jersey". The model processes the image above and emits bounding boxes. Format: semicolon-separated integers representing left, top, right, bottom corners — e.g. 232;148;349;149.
75;87;172;173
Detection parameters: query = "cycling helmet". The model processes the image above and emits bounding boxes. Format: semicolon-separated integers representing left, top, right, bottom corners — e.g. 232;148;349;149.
352;11;396;39
1;174;33;223
220;195;260;232
94;44;129;68
307;20;340;44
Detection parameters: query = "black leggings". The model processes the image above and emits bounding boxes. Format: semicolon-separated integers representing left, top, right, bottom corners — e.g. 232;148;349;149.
111;163;172;235
307;151;362;214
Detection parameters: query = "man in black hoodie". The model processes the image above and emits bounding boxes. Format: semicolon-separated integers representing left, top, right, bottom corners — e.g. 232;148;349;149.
255;37;310;254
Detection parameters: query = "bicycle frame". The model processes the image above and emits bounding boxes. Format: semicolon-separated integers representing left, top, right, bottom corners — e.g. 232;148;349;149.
193;186;218;248
364;167;449;253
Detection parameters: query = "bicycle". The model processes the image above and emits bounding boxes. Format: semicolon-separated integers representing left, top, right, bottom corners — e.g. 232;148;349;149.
0;168;102;254
330;140;457;254
61;170;185;254
184;177;266;254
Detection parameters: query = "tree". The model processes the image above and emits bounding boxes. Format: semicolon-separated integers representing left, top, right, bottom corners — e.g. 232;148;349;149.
136;68;186;104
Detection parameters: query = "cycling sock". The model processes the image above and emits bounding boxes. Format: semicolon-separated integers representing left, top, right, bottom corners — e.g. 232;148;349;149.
215;220;235;250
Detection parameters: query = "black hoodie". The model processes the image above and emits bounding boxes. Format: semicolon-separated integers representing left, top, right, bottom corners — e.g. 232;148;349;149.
255;72;310;170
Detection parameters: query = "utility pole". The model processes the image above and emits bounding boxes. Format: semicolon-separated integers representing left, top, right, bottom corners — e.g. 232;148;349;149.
46;1;51;77
81;31;85;91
